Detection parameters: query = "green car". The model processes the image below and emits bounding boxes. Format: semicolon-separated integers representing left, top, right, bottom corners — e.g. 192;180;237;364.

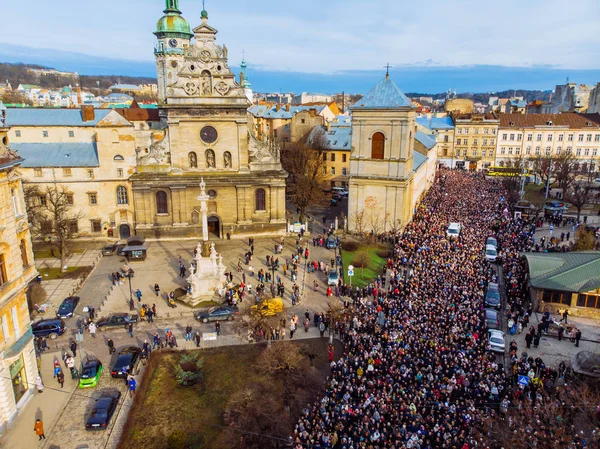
79;358;103;388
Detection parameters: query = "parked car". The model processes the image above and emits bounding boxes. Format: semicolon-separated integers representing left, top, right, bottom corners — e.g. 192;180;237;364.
195;306;239;323
85;390;121;430
326;236;337;249
327;269;339;286
446;222;461;239
31;318;66;340
102;244;117;256
96;313;138;331
116;244;127;256
331;187;349;197
488;330;506;353
484;244;498;263
484;308;500;330
56;296;80;318
485;283;501;309
111;347;142;378
485;236;498;249
79;357;103;388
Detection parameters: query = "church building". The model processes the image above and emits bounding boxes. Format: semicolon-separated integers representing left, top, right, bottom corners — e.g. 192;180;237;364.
132;1;287;238
348;74;436;233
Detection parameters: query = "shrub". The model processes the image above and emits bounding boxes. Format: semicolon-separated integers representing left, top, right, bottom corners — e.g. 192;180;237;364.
167;430;187;449
175;353;204;386
343;241;359;252
376;249;392;259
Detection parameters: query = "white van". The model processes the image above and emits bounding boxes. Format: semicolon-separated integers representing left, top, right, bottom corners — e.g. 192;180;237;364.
331;187;348;197
446;222;461;238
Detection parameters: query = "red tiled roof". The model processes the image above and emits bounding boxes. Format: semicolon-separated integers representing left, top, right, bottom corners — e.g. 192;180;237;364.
498;112;600;129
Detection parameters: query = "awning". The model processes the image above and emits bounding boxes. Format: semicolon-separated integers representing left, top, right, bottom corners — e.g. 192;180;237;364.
121;245;148;252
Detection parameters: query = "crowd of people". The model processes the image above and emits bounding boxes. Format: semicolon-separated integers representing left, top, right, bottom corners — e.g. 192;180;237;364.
293;169;508;448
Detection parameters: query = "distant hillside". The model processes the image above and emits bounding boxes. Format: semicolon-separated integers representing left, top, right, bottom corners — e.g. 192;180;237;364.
405;89;552;104
0;62;156;90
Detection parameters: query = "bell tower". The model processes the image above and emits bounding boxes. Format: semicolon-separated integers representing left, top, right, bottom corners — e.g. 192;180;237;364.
154;0;193;103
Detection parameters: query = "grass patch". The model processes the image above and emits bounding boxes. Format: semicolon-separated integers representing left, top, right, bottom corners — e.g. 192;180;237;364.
194;300;220;308
341;244;388;288
34;248;86;259
38;266;92;280
118;340;339;449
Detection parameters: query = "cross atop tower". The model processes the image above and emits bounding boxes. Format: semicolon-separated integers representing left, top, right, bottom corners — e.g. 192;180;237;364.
384;63;391;78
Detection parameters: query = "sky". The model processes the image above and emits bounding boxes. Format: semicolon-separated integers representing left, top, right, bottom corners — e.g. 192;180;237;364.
1;0;600;93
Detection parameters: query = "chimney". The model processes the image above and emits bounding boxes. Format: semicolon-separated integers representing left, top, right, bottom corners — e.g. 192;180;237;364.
81;105;95;122
76;85;82;106
275;104;281;112
285;104;290;112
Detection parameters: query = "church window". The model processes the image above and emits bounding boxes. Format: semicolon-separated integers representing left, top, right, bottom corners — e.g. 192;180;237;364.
114;154;124;161
156;191;168;214
189;152;198;168
371;132;385;160
255;189;266;211
112;130;120;143
117;186;128;205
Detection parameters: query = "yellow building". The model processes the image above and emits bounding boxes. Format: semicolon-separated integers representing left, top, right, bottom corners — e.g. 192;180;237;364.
308;116;352;189
7;106;138;239
496;113;600;171
0;103;38;432
445;98;474;114
453;113;499;171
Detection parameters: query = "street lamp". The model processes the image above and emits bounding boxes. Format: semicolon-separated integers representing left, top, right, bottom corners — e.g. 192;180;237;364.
124;268;134;310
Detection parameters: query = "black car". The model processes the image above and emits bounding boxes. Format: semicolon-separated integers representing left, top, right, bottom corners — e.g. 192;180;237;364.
96;313;138;330
85;390;121;430
195;306;239;323
56;296;80;318
31;318;66;340
111;346;142;378
484;283;501;309
102;244;117;256
485;308;501;330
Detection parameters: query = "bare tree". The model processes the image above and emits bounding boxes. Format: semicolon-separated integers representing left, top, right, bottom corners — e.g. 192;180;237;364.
351;210;366;236
355;250;369;277
566;184;593;221
24;185;83;272
554;151;577;194
530;155;554;187
280;128;328;221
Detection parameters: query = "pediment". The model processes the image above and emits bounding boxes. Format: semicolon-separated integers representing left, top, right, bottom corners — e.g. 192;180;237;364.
193;23;217;35
96;110;133;127
7;167;23;181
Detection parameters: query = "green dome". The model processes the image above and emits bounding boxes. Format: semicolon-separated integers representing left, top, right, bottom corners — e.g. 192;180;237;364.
155;14;193;38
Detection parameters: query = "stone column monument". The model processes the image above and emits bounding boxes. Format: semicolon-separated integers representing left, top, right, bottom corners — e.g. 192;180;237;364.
197;177;210;255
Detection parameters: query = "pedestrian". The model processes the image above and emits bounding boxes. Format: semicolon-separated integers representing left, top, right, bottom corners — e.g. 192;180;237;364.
328;344;334;362
153;333;161;349
319;321;326;338
135;289;142;302
154;283;160;296
53;360;61;378
35;375;44;393
146;308;154;323
575;329;582;347
525;331;533;349
561;309;569;324
533;331;540;348
128;377;136;398
152;303;157;318
107;338;115;354
215;321;221;336
88;321;97;338
57;369;64;388
128;321;134;338
70;339;77;357
34;419;46;440
558;326;564;341
194;331;201;347
185;324;192;341
290;322;296;339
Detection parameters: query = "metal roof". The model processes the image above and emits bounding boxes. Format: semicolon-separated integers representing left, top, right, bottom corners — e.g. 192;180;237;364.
11;142;99;167
308;125;352;151
6;108;112;127
351;75;414;110
415;130;436;150
248;104;326;119
522;252;600;293
413;150;427;171
416;116;454;130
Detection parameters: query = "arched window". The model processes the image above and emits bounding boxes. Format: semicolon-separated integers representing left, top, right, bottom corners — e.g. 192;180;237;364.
191;210;200;224
116;186;128;205
20;239;28;268
156;191;168;214
111;129;120;143
371;132;385;159
113;154;124;161
255;188;266;211
189;151;198;168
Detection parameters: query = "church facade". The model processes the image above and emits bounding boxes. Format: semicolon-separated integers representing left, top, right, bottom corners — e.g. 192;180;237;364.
132;1;287;238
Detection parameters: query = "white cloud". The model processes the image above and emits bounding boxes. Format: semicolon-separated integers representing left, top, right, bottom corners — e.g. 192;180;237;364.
2;0;599;72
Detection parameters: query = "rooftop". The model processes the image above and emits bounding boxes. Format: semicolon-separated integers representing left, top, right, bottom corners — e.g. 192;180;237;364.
416;116;454;130
522;252;600;293
6;108;112;127
413;150;427;171
11;142;99;168
351;75;413;110
248;104;326;119
415;130;436;150
499;112;600;129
